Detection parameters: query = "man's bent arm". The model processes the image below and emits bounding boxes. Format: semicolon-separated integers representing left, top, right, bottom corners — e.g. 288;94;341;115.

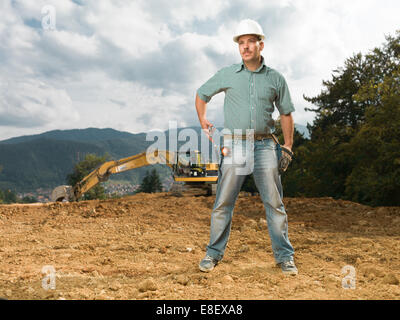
280;113;294;151
195;93;213;131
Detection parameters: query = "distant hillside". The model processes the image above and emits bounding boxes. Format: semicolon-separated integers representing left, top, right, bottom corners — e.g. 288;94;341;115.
0;127;140;145
0;129;169;192
0;138;105;191
0;125;309;193
294;124;310;139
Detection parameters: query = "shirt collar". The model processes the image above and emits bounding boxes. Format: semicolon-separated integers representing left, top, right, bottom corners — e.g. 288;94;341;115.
236;56;266;73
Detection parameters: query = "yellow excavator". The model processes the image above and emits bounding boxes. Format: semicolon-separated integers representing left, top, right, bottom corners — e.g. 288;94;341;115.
50;149;219;202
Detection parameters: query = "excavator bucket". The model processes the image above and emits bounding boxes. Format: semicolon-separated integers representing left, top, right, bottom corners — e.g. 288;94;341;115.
51;185;74;202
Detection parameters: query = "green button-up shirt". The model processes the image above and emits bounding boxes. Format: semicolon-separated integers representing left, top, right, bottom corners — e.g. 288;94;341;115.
197;56;295;134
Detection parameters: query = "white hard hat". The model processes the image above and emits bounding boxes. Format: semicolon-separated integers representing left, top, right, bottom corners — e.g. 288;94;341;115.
233;19;265;43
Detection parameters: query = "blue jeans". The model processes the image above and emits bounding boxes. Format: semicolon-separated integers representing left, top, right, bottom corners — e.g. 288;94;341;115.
206;138;295;264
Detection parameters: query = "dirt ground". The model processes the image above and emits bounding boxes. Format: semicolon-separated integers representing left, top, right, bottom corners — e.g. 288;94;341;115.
0;191;399;300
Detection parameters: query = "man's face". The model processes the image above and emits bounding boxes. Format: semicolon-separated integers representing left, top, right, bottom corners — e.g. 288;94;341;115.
238;34;264;63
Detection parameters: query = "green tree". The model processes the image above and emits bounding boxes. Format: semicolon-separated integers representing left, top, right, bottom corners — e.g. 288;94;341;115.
345;66;400;206
66;153;109;200
20;195;38;203
137;169;163;193
272;120;310;197
300;30;400;203
305;31;400;132
0;189;18;204
302;53;369;198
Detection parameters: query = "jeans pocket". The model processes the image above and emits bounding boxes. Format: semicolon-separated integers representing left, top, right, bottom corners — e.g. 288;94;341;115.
259;138;277;151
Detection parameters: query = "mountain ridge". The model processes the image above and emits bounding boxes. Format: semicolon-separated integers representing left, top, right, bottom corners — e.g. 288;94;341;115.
0;123;309;144
0;125;309;193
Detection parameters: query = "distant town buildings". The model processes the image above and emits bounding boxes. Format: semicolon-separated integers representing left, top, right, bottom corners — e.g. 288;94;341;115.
17;177;174;203
18;188;52;203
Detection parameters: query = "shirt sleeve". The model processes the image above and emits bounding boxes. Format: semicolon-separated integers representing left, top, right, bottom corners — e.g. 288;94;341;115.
275;74;295;115
196;69;225;103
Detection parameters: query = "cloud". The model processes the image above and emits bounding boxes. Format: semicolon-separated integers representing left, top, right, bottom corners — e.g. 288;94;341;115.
0;77;79;128
0;0;399;140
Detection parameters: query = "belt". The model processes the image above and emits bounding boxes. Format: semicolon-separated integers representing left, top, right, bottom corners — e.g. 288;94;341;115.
223;133;273;141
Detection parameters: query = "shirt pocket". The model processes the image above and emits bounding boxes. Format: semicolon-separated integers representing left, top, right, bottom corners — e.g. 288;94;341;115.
260;87;276;115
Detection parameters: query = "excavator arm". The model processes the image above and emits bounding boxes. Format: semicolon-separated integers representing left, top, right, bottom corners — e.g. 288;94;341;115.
51;150;176;202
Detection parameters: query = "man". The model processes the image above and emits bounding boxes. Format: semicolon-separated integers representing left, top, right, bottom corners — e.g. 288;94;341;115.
195;19;298;275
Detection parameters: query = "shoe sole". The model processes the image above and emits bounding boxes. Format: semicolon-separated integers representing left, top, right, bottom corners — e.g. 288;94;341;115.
282;270;298;276
199;264;214;272
199;261;219;272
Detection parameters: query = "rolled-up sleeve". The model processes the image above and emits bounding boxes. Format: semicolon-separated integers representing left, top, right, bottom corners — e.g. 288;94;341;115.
275;74;295;115
197;69;225;103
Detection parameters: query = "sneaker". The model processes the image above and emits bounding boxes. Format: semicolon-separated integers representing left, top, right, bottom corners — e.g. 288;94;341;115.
199;255;219;272
279;259;298;275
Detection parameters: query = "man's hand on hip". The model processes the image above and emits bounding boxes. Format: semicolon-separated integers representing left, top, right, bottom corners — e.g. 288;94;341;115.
200;119;214;137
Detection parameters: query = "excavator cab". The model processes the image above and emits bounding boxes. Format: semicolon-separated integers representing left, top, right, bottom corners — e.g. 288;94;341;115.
173;150;218;178
173;150;205;177
171;150;218;195
188;150;206;177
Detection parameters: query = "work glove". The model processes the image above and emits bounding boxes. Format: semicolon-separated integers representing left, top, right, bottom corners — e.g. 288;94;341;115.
277;144;294;174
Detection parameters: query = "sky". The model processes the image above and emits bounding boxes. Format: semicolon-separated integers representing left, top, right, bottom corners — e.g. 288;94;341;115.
0;0;399;141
